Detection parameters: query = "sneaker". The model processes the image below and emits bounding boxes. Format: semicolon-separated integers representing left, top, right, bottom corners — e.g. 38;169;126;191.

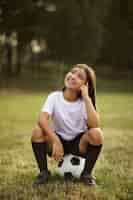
80;174;96;187
32;170;51;187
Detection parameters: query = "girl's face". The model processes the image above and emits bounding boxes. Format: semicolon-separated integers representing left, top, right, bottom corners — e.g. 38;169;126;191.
64;67;87;91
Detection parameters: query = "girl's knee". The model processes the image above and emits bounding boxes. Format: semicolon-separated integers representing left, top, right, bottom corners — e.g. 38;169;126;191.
31;125;46;142
88;128;104;145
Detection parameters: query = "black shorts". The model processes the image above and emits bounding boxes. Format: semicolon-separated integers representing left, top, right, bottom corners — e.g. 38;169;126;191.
47;132;87;158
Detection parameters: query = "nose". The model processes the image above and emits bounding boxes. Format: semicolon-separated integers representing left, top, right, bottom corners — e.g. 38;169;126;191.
71;73;76;80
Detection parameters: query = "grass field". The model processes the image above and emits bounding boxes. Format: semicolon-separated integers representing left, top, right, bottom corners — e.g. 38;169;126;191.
0;81;133;200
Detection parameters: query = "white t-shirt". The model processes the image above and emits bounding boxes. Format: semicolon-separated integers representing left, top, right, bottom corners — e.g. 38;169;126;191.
41;91;88;141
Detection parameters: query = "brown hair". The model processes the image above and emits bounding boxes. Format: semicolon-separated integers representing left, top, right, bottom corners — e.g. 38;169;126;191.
63;64;97;110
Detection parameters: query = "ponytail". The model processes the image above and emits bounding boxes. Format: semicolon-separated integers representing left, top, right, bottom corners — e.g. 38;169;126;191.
88;77;96;110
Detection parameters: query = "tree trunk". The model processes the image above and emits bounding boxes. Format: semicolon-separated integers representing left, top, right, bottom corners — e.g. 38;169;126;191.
5;41;13;77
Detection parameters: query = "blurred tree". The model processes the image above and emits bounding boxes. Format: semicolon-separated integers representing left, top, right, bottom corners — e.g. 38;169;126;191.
45;0;110;63
101;0;128;67
0;0;35;76
0;0;131;77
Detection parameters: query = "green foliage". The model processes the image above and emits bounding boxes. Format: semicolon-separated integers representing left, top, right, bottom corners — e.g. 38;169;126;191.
101;0;128;66
0;0;131;68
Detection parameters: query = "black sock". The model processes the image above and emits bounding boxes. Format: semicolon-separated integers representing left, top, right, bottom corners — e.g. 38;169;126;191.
32;142;48;172
82;143;102;176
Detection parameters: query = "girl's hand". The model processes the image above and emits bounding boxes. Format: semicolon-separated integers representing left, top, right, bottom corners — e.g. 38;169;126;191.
52;137;64;161
80;83;89;101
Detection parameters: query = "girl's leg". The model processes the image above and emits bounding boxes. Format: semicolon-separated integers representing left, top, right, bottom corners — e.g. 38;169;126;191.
31;125;50;172
31;125;52;186
79;128;103;185
79;128;103;154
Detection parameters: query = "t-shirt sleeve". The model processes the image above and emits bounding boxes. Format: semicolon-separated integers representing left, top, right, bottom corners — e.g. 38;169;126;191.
41;93;55;116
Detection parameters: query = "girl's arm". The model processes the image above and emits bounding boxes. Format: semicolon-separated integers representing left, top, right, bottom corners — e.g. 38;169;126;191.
84;96;99;128
38;112;60;143
80;85;99;128
38;112;64;160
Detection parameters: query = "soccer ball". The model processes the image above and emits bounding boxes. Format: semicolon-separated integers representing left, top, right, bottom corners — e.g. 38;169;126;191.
57;154;85;179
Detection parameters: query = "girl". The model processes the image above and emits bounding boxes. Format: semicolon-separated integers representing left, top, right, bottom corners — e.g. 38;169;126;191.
31;64;103;187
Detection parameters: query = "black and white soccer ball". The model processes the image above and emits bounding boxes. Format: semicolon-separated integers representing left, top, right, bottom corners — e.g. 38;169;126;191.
57;154;85;178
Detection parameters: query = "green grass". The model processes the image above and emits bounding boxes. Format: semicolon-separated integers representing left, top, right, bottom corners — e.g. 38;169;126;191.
0;87;133;199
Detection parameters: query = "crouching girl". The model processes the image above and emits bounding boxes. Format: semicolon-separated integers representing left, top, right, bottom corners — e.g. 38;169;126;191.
31;64;103;187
